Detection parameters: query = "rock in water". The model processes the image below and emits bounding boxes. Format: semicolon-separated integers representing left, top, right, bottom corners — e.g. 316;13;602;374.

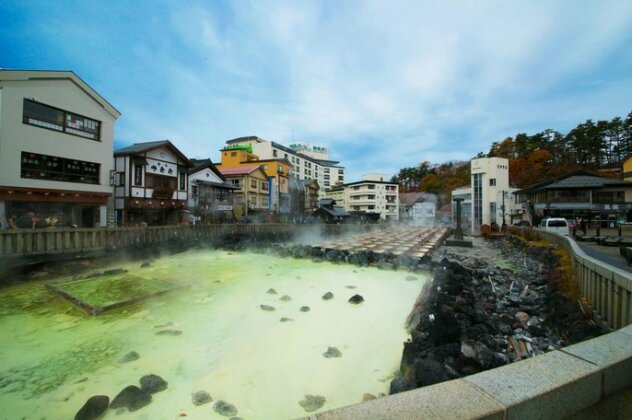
260;304;276;311
266;288;278;294
192;390;212;406
322;347;342;358
155;329;182;336
139;374;168;393
299;395;326;412
213;400;238;417
299;306;310;312
321;292;334;300
280;295;292;302
362;393;377;401
280;317;294;322
405;275;418;281
118;351;140;363
110;385;152;411
348;294;364;305
75;395;109;420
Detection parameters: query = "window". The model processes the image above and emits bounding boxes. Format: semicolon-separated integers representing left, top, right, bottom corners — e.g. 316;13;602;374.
179;172;186;190
251;179;257;189
192;186;198;197
368;195;375;200
273;150;278;157
368;205;375;210
489;178;496;186
230;152;237;157
145;174;176;190
368;184;375;189
230;179;241;188
262;180;269;191
23;99;101;141
134;164;143;186
324;168;330;173
21;151;100;184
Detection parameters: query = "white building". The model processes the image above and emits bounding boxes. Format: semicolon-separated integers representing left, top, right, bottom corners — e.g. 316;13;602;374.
225;136;345;193
323;173;399;220
0;70;120;228
451;157;518;233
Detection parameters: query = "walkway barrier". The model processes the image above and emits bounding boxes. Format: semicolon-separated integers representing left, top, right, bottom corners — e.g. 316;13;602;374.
0;223;384;259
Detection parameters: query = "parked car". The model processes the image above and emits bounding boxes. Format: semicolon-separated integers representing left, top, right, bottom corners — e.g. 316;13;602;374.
538;217;570;235
513;220;531;227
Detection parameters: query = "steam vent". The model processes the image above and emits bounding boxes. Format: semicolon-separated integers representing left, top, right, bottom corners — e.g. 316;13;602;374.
314;227;449;258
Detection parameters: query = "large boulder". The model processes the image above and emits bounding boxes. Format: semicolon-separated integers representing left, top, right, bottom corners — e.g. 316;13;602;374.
139;374;168;394
75;395;109;420
213;400;238;417
348;294;364;305
110;385;152;411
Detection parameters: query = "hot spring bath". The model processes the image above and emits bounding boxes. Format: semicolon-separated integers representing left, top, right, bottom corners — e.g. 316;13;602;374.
0;249;430;419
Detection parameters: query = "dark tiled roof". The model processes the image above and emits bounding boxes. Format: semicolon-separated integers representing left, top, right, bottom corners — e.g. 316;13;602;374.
516;171;632;194
114;140;194;167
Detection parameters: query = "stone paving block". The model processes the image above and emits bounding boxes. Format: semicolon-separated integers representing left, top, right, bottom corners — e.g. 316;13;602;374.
310;379;503;420
561;329;632;395
464;350;601;420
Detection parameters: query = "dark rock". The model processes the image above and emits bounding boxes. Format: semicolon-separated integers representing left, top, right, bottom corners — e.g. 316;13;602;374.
322;347;342;358
155;329;182;336
260;304;276;311
104;268;127;275
75;395;109;420
192;390;212;406
140;261;151;268
322;292;334;300
413;358;450;387
213;400;238;417
280;317;294;322
299;306;310;312
279;295;292;302
405;275;418;281
348;294;364;305
139;374;168;394
299;394;326;412
118;351;140;363
389;377;415;394
110;385;152;411
266;288;278;295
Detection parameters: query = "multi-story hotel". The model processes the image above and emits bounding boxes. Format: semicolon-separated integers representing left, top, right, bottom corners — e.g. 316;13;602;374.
224;136;345;193
0;70;120;228
323;173;399;220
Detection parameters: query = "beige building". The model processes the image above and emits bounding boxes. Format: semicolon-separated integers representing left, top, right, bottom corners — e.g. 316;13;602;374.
217;166;270;217
0;70;120;228
225;136;345;193
323;173;399;220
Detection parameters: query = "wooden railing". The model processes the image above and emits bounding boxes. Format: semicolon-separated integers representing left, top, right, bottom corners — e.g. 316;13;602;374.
0;223;385;260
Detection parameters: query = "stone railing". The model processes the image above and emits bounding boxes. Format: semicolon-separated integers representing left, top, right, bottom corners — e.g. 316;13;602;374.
534;230;632;330
306;229;632;419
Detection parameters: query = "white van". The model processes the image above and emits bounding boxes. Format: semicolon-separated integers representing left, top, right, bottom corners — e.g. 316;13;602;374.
538;218;569;235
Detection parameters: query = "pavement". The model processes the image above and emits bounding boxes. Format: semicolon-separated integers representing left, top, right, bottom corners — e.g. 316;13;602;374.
571;227;632;273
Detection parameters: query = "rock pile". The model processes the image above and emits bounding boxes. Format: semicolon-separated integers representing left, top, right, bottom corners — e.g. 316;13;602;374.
390;237;608;394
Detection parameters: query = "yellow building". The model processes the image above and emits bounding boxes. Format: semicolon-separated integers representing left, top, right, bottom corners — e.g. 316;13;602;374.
217;145;292;213
623;155;632;182
217;166;270;217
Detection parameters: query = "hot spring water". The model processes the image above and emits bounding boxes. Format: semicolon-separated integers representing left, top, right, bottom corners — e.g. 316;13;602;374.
0;249;430;419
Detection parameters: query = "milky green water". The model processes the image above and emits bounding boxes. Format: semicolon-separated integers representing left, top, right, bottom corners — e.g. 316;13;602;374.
0;249;430;419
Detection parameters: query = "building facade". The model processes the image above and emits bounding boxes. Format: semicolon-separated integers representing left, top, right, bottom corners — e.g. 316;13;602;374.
323;173;399;220
113;140;193;226
188;159;238;224
225;136;345;193
514;171;632;227
217;166;270;217
451;157;519;233
0;70;120;228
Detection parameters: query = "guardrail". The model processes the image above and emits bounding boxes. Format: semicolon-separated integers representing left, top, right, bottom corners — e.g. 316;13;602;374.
533;229;632;330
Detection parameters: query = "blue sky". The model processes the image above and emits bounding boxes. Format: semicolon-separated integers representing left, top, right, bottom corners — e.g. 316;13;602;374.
2;1;632;181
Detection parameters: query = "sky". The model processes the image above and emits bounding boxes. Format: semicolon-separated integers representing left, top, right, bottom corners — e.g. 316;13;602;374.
2;0;632;181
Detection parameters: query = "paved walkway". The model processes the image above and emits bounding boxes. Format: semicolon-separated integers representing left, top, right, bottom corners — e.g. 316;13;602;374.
570;227;632;273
